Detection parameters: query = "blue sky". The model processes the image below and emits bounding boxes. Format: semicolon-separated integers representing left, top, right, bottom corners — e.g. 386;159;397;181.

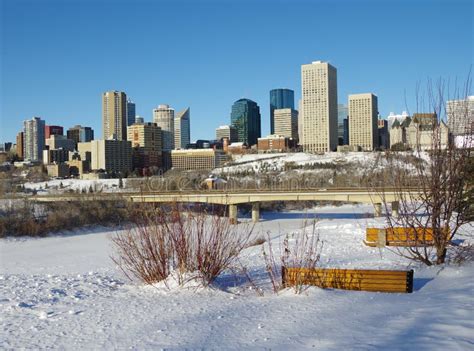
1;0;473;142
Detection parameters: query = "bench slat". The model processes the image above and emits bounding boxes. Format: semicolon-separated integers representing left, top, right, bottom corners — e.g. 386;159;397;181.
365;227;449;247
282;267;413;293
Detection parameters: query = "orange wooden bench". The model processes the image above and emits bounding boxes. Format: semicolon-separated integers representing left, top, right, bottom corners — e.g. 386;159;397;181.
364;227;450;247
282;267;413;293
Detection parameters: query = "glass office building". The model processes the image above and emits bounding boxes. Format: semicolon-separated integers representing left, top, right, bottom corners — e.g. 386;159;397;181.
230;98;261;146
127;99;136;127
338;104;349;145
270;89;294;134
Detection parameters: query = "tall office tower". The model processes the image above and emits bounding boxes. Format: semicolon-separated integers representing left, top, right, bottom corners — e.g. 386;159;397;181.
127;122;162;168
298;99;303;144
23;117;45;162
127;99;136;127
67;125;94;148
44;125;63;139
1;142;12;152
301;61;338;152
174;107;191;149
274;108;299;140
153;104;175;151
447;96;474;136
270;88;294;134
343;118;349;145
230;98;261;146
216;125;238;142
16;132;24;160
337;104;348;145
102;91;127;140
378;119;389;149
135;116;144;124
348;93;379;151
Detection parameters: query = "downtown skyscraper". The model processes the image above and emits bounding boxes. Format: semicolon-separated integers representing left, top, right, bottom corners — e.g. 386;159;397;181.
174;107;191;149
301;61;338;152
102;91;127;140
447;96;474;136
23;117;45;162
127;99;136;127
153;104;175;151
230;98;261;146
349;93;379;151
270;89;294;135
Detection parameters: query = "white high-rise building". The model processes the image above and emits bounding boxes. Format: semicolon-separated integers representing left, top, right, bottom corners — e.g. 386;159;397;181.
348;93;379;151
274;108;299;140
447;96;474;136
153;104;175;151
174;107;191;149
23;117;45;162
301;61;338;152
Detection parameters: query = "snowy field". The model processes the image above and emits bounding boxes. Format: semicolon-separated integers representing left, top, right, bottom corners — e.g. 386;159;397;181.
1;204;473;350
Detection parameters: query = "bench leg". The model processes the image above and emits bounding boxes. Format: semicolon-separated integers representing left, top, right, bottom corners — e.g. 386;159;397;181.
376;229;387;247
374;203;382;217
391;201;399;217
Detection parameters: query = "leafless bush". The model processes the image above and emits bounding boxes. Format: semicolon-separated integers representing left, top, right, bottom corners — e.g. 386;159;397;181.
0;199;136;238
262;219;324;294
111;204;255;287
371;76;473;265
111;210;172;285
450;243;474;266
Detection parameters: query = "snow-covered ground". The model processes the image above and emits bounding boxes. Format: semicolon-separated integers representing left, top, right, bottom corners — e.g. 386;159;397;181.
1;204;473;350
22;178;133;195
217;152;421;175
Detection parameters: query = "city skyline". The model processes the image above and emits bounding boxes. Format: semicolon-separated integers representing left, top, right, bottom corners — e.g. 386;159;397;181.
1;0;473;143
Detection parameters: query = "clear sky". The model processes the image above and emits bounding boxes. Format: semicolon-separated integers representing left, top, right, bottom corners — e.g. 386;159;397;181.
1;0;473;143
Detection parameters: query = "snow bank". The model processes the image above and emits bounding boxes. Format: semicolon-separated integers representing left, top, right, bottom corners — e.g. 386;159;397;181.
1;204;473;349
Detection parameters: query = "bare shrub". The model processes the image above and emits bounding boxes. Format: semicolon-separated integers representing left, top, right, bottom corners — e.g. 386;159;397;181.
0;199;136;238
111;204;255;287
262;219;324;294
111;209;172;285
450;243;474;266
372;77;473;266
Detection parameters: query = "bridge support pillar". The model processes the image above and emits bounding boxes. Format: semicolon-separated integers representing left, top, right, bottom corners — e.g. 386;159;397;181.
374;203;382;217
251;203;260;223
391;201;399;217
229;204;238;224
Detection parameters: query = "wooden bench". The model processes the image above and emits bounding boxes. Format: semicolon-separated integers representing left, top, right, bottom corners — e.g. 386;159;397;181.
282;267;413;293
364;227;450;247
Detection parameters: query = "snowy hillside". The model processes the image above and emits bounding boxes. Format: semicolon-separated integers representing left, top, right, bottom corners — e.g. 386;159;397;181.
216;152;421;175
1;204;473;349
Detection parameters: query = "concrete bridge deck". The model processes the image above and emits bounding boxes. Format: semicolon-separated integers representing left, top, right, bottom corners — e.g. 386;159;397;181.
27;188;421;223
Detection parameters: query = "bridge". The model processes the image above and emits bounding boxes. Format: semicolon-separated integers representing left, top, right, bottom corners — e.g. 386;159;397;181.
29;188;422;223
